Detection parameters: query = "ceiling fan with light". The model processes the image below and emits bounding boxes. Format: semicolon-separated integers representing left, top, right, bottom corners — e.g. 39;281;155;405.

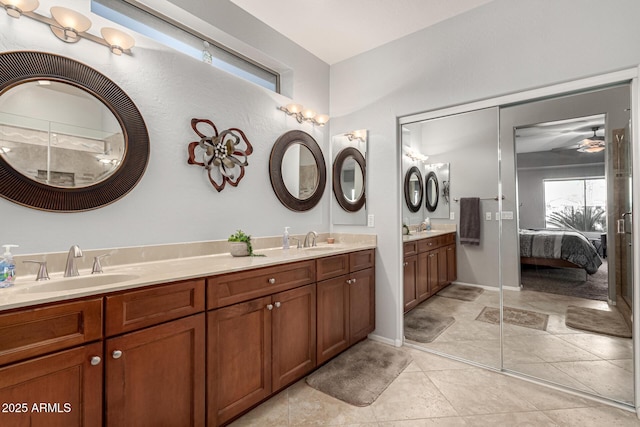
577;126;605;153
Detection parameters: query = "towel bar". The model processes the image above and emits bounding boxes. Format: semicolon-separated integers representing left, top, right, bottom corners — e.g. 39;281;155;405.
453;195;505;202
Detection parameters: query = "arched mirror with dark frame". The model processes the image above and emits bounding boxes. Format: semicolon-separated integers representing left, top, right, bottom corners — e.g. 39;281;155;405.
404;166;423;213
0;51;149;212
425;171;439;212
269;129;326;212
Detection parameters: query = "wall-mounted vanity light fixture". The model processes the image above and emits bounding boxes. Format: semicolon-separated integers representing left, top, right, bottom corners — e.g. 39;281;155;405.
0;1;135;55
278;103;329;126
403;145;429;162
345;130;366;142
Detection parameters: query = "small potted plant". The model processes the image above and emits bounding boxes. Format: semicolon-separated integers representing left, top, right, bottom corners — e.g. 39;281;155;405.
228;229;261;257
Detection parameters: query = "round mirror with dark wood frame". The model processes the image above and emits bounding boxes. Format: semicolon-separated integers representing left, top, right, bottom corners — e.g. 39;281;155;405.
269;130;326;211
0;51;149;212
332;147;365;212
425;171;439;212
404;166;423;213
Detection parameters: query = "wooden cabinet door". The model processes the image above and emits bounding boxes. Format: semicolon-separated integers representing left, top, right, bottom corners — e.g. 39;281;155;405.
437;247;448;288
348;268;375;345
0;342;103;427
272;284;316;391
427;251;439;295
416;252;430;302
317;276;349;364
207;297;272;426
446;244;457;283
105;314;205;427
403;255;418;312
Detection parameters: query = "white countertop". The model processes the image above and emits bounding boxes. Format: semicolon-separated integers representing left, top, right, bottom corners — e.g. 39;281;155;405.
402;229;456;242
0;236;376;312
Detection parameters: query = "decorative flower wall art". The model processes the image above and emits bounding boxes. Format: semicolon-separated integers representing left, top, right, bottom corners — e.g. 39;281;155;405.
187;118;253;192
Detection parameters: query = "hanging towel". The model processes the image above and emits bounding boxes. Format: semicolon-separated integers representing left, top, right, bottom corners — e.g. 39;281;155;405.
460;197;481;246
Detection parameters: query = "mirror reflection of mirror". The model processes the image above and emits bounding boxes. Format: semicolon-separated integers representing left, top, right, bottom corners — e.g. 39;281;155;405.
404;166;423;213
0;81;125;188
282;142;318;200
331;129;368;224
424;163;450;219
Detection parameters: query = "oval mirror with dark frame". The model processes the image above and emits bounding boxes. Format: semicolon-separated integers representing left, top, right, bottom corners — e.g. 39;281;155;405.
269;129;326;211
0;51;149;212
425;171;439;212
404;166;423;213
332;146;365;212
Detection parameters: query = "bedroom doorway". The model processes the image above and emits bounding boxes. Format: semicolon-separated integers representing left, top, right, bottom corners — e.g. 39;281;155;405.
501;84;633;405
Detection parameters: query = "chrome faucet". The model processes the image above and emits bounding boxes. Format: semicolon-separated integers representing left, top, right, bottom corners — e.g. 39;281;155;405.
64;245;83;277
303;231;318;248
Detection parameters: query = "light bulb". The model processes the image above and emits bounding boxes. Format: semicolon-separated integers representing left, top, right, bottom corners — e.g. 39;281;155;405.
101;27;135;55
1;0;38;18
50;6;91;42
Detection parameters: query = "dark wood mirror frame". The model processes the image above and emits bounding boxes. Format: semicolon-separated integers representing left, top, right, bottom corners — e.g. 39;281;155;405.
425;171;439;212
269;129;326;212
0;51;149;212
332;147;366;213
404;166;423;213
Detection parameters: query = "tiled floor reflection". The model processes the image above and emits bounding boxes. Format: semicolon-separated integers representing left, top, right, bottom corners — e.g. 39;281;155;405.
229;344;638;426
406;287;634;405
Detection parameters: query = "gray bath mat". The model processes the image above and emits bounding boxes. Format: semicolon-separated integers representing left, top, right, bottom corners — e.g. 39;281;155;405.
306;340;412;406
404;310;455;343
476;306;549;331
437;284;484;302
565;306;631;338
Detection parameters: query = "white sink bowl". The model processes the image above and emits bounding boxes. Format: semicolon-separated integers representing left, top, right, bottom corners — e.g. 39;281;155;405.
25;273;139;293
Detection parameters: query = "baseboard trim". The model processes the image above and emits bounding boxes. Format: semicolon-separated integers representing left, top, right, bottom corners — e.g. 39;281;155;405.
368;333;402;348
452;281;521;292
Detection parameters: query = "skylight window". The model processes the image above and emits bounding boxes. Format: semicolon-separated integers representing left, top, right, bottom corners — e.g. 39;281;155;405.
92;0;279;93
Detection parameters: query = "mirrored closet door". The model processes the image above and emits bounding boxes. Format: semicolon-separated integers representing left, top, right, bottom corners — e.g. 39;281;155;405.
499;84;633;405
401;107;502;369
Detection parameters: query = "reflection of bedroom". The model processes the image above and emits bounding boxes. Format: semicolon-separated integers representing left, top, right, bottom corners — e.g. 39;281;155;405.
515;114;608;301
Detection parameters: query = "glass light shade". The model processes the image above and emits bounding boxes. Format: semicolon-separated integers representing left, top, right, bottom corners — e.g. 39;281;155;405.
50;6;91;33
315;114;329;125
285;103;303;114
101;27;135;54
302;108;316;119
1;0;38;17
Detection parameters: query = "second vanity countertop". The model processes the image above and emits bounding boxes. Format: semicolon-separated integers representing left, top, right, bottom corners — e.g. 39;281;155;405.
402;229;456;242
0;234;376;312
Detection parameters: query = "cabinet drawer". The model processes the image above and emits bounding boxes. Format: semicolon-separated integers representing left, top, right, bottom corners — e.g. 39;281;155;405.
417;237;439;252
403;241;418;257
0;298;102;366
316;254;349;281
207;260;315;309
105;279;205;336
350;249;375;272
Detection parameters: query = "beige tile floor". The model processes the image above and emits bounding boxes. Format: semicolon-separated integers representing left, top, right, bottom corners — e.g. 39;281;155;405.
229;287;638;426
407;286;634;405
229;346;639;426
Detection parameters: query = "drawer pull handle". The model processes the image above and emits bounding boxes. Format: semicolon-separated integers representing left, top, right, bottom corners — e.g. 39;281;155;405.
346;279;353;284
274;301;281;308
268;278;276;284
112;350;123;359
352;278;357;283
267;304;274;311
90;356;101;366
403;262;408;266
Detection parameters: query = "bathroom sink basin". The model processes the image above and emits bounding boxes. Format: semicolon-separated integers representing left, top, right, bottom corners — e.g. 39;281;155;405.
25;273;140;293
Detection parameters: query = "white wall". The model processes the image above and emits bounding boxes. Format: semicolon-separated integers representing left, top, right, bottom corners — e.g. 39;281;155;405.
0;0;330;254
330;0;640;343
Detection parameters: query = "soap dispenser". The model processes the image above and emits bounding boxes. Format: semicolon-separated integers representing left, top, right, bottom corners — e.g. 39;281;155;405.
0;244;18;288
283;227;290;249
